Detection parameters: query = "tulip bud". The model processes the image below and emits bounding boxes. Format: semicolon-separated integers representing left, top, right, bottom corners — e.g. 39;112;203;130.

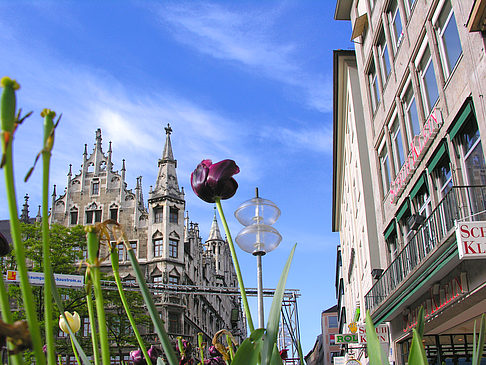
0;76;20;134
59;311;81;334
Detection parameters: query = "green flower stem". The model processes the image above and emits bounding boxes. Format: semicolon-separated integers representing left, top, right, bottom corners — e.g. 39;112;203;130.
198;333;204;365
0;275;22;365
41;111;56;365
215;198;254;332
226;334;235;361
70;335;82;365
110;248;151;365
85;272;100;365
2;133;45;365
86;228;110;365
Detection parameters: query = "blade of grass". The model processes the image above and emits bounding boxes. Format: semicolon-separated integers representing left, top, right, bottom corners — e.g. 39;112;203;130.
261;243;296;365
126;247;179;365
111;247;151;365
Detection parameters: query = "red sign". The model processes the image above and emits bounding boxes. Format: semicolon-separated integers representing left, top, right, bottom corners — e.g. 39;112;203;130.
390;109;442;203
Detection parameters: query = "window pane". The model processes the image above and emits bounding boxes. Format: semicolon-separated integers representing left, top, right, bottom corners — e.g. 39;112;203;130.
404;85;421;138
437;0;461;75
380;146;391;193
419;47;439;115
391;118;405;169
154;239;163;257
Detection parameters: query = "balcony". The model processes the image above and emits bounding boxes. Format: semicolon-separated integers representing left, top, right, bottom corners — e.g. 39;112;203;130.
365;186;486;314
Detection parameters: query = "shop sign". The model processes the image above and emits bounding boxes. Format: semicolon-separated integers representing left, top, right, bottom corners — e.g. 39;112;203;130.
357;324;389;344
6;270;84;288
402;272;468;332
456;221;486;259
335;334;359;344
390;108;442;203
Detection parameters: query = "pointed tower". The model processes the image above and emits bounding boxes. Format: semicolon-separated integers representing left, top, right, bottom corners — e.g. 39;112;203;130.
20;194;30;223
147;124;185;268
206;208;225;277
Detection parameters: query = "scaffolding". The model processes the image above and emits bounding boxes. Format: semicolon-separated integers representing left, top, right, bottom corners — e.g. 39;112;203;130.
100;280;303;363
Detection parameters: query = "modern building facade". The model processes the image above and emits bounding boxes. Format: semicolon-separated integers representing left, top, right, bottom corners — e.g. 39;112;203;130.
50;126;246;359
332;49;380;360
334;0;486;363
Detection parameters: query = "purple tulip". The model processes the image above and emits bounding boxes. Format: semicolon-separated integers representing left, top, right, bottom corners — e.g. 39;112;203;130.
130;346;161;365
207;345;221;358
147;346;162;364
191;159;240;203
130;349;143;365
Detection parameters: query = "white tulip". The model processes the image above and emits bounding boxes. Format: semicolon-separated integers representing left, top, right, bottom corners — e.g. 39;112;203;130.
59;311;81;333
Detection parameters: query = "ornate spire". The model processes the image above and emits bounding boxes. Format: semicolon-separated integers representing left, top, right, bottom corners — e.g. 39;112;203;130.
151;124;182;201
162;124;175;162
20;194;30;223
35;205;41;223
207;208;223;242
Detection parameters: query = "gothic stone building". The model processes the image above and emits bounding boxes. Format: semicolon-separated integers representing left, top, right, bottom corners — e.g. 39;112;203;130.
49;126;246;351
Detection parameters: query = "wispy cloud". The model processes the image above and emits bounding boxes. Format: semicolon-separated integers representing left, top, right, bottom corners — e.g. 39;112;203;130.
153;2;333;112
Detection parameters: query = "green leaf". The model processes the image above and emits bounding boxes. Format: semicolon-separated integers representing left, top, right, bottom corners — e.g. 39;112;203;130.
416;306;425;338
408;328;428;365
261;243;296;365
472;314;486;365
365;310;389;365
232;329;265;365
269;343;283;365
126;249;179;365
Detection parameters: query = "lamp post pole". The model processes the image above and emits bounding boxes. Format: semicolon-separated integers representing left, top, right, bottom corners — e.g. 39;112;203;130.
255;251;265;328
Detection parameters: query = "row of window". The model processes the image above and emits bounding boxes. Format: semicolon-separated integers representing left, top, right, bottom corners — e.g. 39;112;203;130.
153;206;179;224
384;106;486;262
375;0;462;199
70;205;118;225
153;238;179;258
69;204;180;225
368;0;461;121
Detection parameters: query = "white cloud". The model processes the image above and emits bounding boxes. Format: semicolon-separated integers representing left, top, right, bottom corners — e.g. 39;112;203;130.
153;2;333;112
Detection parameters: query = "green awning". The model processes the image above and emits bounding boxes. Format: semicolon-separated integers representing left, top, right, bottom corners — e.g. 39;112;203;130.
384;220;397;240
449;100;475;140
396;200;410;222
409;174;426;201
427;142;448;173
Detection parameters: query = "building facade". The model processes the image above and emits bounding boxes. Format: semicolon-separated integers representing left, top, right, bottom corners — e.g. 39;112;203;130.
334;0;486;363
322;305;341;364
332;49;380;360
50;126;246;358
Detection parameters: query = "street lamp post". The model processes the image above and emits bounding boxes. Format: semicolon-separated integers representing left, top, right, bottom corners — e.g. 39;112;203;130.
235;188;282;329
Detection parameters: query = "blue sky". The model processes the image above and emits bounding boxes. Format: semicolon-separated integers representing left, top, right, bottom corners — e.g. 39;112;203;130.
0;1;353;354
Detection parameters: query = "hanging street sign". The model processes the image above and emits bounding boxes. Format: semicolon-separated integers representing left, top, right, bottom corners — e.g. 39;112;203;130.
335;333;359;344
357;324;389;344
6;270;84;288
455;221;486;259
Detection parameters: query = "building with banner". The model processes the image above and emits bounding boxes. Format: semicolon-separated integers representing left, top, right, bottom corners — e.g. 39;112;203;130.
334;0;486;363
49;126;246;359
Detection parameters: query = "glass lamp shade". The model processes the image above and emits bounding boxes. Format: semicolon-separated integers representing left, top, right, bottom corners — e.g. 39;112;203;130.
234;197;281;226
235;224;282;255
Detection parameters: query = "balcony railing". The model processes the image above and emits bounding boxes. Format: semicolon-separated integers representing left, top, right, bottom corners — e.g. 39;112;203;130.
365;186;486;313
